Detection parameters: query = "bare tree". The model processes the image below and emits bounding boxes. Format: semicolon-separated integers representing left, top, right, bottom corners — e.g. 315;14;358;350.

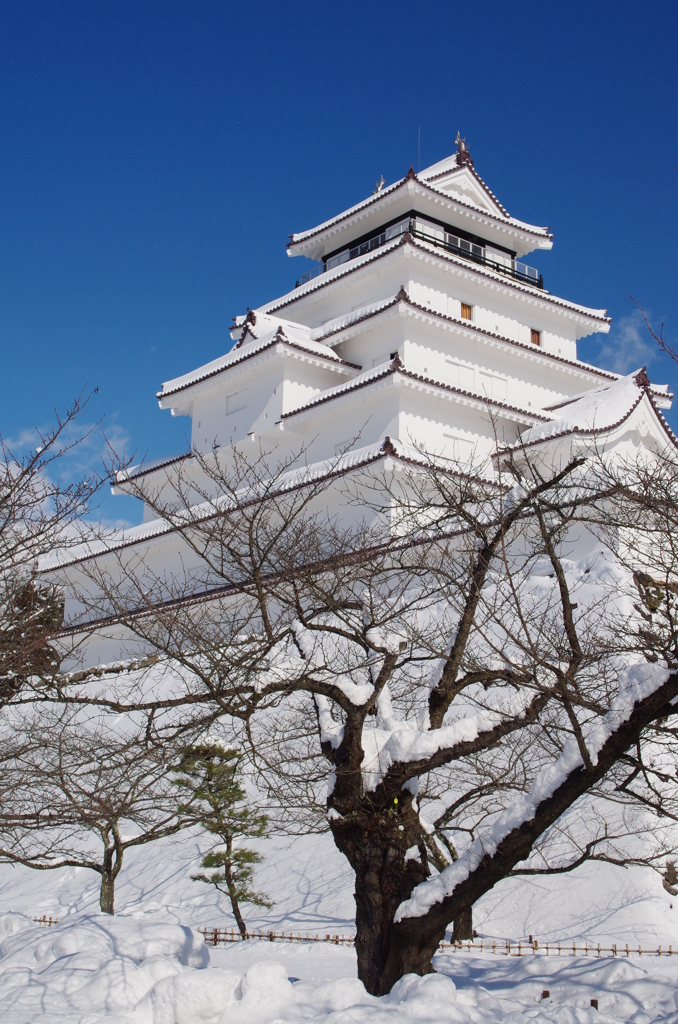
630;294;678;367
0;707;206;914
52;436;678;992
0;393;102;697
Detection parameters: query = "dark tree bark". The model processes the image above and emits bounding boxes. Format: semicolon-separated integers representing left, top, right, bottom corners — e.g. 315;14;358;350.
372;670;678;995
98;845;122;915
329;794;430;995
99;871;116;915
223;835;248;938
452;908;473;942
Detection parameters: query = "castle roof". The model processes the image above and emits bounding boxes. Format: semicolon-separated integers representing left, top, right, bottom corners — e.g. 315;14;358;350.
288;159;552;263
500;371;677;453
157;312;360;405
264;233;609;336
279;355;549;427
317;289;620;387
46;437;484;573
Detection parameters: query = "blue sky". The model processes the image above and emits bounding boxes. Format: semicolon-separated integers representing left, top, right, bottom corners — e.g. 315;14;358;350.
1;1;677;524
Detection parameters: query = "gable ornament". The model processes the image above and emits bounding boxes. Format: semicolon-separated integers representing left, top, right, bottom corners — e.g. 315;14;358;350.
455;131;474;169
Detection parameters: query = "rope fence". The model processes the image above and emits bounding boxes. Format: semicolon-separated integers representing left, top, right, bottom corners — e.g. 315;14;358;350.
198;928;676;958
34;916;59;927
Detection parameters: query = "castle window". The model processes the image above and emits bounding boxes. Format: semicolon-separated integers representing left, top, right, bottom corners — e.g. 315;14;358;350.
531;329;540;347
461;303;472;321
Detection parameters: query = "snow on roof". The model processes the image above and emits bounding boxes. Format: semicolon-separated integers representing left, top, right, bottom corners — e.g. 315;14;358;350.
265;233;608;329
418;153;463;181
509;370;673;450
418;153;511;217
409;234;608;325
280;356;549;425
527;372;643;440
113;450;191;486
269;236;405;312
287;165;551;253
318;289;616;383
313;297;398;340
288;175;409;246
157;314;359;401
44;437;453;575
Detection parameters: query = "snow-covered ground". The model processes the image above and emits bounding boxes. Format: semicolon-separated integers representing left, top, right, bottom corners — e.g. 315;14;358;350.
1;831;678;1023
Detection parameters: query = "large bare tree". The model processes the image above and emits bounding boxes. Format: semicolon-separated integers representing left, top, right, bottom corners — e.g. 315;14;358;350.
50;435;678;993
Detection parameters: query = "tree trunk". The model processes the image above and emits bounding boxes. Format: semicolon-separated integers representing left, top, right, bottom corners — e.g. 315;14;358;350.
452;906;473;941
224;859;247;938
99;844;121;915
378;908;451;994
329;812;431;996
99;871;115;915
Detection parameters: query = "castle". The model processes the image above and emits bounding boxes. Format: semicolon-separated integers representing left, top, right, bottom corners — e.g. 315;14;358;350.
55;139;675;662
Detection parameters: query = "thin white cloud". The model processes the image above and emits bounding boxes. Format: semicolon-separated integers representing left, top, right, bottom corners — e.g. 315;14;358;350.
4;417;131;481
597;309;658;375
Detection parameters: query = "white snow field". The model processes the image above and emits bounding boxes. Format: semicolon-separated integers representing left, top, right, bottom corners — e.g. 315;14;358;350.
1;831;678;1023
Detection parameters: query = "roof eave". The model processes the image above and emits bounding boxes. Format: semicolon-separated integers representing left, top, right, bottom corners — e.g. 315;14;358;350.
264;236;610;334
157;340;360;407
494;388;677;458
280;363;548;427
288;174;552;262
321;291;617;382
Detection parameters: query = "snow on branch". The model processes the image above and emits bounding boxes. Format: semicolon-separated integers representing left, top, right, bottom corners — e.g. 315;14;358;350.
361;697;529;794
394;660;671;921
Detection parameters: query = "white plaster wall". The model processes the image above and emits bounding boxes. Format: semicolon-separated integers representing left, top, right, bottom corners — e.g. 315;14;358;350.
279;359;346;418
332;315;406;369
405;257;578;361
284;248;593;366
398;387;520;460
281;382;401;463
189;360;278;451
186;352;355;453
401;331;573;413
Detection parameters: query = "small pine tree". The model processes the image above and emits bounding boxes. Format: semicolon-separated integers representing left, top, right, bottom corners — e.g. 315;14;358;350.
173;744;272;936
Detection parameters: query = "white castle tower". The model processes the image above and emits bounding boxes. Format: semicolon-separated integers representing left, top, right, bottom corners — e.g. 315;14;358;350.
112;136;672;522
56;138;674;663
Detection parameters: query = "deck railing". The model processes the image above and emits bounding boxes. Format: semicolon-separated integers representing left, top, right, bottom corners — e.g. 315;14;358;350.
298;219;544;290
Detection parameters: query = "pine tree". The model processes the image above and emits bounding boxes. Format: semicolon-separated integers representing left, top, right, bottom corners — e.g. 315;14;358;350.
173;744;272;936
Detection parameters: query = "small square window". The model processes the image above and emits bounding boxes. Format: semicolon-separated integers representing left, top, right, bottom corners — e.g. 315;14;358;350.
461;303;472;321
531;329;540;347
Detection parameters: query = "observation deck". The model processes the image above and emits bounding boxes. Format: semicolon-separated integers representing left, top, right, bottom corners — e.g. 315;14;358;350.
296;216;544;291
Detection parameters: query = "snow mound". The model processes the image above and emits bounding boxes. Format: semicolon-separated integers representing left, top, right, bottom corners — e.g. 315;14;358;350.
0;911;34;940
0;913;208;1023
3;912;678;1023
